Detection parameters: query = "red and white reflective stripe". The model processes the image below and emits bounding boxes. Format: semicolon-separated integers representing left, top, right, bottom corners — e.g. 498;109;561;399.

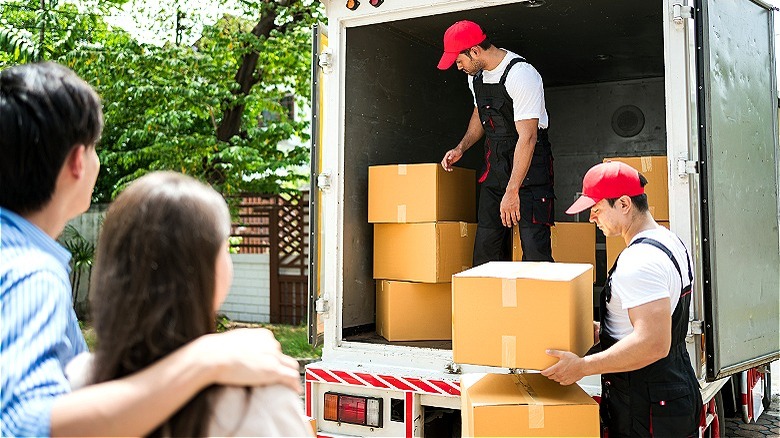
306;380;313;417
305;367;460;396
405;391;414;438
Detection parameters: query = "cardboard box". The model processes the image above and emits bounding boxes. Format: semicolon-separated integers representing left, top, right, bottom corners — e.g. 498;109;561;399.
368;164;476;223
453;262;594;370
603;156;669;220
513;222;596;282
606;221;670;270
374;222;476;283
376;280;452;341
461;373;599;437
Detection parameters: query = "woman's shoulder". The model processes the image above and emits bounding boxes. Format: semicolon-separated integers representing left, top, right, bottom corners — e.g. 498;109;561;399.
209;385;312;437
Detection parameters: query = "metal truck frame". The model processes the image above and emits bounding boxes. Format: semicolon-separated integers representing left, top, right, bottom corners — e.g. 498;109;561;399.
307;1;780;436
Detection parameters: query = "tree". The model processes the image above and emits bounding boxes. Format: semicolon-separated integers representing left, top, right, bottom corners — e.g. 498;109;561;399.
2;0;324;201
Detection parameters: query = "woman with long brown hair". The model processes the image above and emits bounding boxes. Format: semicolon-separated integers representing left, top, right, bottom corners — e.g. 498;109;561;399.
66;171;312;437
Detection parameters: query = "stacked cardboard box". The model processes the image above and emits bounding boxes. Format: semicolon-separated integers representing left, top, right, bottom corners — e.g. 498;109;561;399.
512;222;596;282
452;262;594;370
453;262;599;436
461;373;599;437
369;164;477;341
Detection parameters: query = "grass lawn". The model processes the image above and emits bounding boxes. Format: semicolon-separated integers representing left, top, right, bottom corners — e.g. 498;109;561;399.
79;319;322;359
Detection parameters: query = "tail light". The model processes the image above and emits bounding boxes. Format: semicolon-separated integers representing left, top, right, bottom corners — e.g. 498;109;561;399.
323;392;383;428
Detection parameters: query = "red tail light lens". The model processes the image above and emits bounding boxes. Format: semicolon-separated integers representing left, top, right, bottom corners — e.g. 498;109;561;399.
323;392;383;427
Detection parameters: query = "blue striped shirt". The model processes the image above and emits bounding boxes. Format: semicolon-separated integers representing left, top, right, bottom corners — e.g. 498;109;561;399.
1;208;87;437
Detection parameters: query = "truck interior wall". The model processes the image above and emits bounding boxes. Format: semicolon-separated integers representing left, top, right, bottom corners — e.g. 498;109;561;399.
341;1;666;333
546;78;666;219
343;25;479;328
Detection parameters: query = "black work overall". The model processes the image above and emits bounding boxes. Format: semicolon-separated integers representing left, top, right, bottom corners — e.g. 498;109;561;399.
599;237;702;437
472;57;554;265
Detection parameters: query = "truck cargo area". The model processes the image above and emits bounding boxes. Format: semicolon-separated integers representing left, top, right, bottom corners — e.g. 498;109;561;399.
341;1;666;344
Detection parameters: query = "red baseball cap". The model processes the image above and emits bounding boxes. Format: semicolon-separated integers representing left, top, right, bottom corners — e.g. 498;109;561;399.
437;20;487;70
566;161;645;214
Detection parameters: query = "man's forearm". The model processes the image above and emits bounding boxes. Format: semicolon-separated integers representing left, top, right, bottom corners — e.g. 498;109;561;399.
51;337;218;437
581;330;668;376
506;134;535;193
457;107;484;153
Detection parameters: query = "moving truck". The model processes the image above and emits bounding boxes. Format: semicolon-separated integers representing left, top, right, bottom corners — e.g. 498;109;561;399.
306;0;780;436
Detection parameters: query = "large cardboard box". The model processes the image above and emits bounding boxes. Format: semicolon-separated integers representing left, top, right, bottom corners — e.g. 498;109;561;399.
512;222;596;282
603;156;669;220
453;262;594;370
461;373;600;437
606;221;670;270
376;280;452;341
368;163;476;223
374;222;476;283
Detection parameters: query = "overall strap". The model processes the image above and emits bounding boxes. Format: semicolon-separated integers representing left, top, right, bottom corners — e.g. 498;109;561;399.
499;57;527;85
630;237;683;282
473;70;484;98
630;237;693;292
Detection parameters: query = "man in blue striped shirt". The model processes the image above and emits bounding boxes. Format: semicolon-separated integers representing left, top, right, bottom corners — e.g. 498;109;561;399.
1;63;302;437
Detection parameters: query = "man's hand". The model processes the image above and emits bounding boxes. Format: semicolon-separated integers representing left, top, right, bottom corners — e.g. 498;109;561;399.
441;147;463;171
500;190;521;227
593;321;600;344
540;350;586;386
198;328;301;393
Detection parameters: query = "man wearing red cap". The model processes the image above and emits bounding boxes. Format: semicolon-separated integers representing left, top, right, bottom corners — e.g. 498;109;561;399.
541;161;701;437
438;20;554;265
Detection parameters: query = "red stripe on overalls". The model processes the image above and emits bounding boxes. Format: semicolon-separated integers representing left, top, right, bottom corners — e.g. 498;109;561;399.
478;139;492;183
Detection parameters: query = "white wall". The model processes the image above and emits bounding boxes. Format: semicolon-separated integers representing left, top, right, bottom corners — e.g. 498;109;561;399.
219;253;271;323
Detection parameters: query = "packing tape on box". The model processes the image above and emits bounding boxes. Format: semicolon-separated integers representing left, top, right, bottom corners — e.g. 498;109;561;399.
397;164;407;175
515;375;545;429
640;156;653;172
502;336;517;368
460;222;468;237
397;204;407;222
502;279;517;307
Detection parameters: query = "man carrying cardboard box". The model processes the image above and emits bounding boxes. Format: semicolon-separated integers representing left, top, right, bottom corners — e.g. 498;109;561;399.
437;20;554;265
541;161;701;437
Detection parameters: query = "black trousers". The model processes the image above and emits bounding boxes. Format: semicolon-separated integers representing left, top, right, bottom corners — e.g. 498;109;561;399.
472;184;554;266
473;223;553;266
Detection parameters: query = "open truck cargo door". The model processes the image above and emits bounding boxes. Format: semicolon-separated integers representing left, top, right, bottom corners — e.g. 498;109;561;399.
309;22;328;347
694;0;780;380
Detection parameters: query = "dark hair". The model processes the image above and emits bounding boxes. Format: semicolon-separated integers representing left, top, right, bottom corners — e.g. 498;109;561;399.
90;172;231;438
0;62;103;214
606;173;649;213
460;37;492;58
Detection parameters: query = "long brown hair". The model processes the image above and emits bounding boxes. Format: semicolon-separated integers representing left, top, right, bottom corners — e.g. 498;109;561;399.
90;171;231;437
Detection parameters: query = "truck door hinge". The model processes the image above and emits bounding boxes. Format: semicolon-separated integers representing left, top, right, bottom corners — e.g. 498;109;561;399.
677;159;698;176
318;48;333;74
317;171;332;191
690;320;704;335
672;4;693;27
315;298;329;314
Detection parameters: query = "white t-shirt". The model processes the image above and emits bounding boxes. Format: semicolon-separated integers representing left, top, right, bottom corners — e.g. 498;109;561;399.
467;50;549;129
66;353;313;437
605;226;693;340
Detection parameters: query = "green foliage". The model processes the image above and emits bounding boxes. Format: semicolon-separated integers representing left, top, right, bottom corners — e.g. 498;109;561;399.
0;0;128;63
2;0;325;201
59;225;95;319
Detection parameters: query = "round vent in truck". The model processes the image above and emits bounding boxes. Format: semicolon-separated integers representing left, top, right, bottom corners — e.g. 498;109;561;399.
611;105;645;137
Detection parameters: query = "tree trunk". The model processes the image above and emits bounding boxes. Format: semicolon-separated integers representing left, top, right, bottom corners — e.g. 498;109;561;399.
215;12;279;143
